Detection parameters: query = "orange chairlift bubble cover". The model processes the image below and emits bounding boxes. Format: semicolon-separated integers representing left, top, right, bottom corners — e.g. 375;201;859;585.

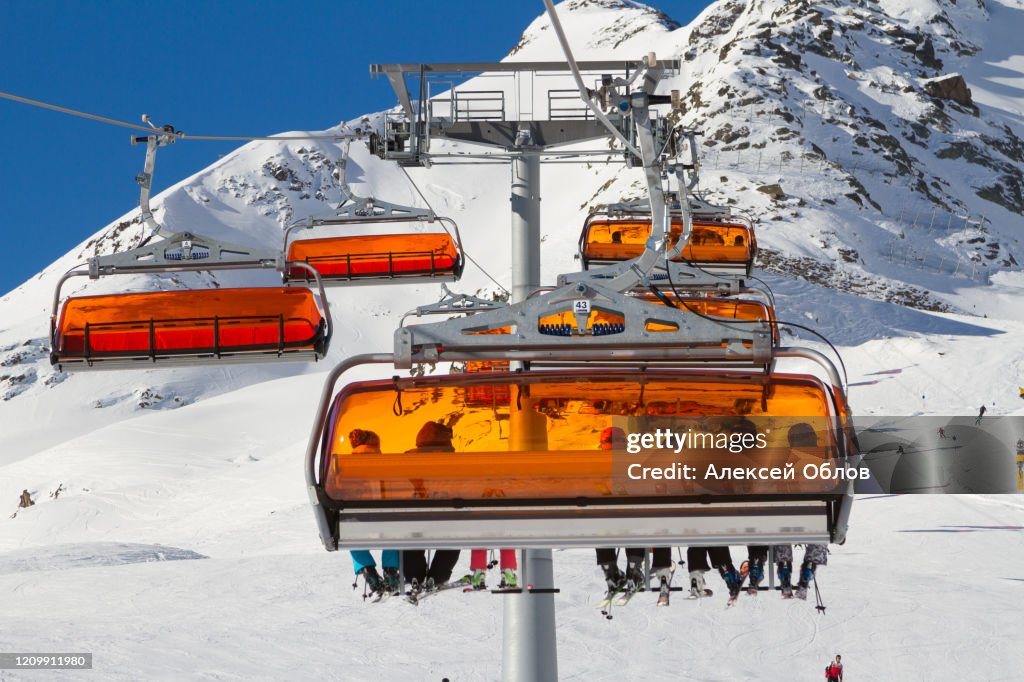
584;220;755;263
55;287;323;355
286;233;459;278
323;371;844;502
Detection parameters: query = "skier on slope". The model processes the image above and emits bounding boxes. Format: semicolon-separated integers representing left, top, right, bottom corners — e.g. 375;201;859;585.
976;405;986;425
825;654;843;681
346;430;400;597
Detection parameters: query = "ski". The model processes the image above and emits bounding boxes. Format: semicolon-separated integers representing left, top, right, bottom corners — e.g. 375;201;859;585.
726;584;741;608
615;588;638;606
597;587;622;610
686;588;714;599
405;576;472;605
658;583;671;607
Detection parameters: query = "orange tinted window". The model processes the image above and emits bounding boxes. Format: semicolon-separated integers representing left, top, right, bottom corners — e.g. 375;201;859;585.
323;371;842;502
55;287;323;356
583;220;755;264
287;234;458;278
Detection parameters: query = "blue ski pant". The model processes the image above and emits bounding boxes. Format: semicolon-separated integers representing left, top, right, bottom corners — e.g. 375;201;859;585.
351;549;399;574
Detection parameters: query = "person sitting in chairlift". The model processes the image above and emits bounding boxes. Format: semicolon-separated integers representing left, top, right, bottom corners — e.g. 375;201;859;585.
593;427;674;600
346;430;400;596
402;421;462;591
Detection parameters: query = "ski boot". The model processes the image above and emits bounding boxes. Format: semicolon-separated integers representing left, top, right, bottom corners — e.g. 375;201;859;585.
796;560;815;600
500;568;518;589
600;562;626;602
747;558;764;595
719;563;742;605
688;569;708;599
383;567;401;595
405;577;422;605
359;566;386;600
655;566;674;606
598;562;627;613
471;569;488;591
601;562;626;590
625;560;645;593
777;561;793;599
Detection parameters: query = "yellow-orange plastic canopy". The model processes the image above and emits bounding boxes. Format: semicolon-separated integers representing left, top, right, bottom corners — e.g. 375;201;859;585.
322;370;846;503
286;233;459;279
54;287;324;357
583;220;755;264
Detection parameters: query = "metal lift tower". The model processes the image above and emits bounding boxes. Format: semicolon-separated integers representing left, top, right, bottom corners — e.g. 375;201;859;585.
369;56;681;682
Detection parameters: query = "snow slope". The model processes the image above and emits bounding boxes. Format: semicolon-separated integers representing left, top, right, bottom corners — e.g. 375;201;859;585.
2;371;1023;680
1;0;1023;679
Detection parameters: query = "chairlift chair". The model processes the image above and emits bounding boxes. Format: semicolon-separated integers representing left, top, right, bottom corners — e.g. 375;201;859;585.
50;132;333;371
579;210;757;275
305;282;856;552
282;198;464;286
50;232;332;371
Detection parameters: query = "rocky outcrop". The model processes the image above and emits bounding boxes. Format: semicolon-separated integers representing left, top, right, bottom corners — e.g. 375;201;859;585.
923;74;973;107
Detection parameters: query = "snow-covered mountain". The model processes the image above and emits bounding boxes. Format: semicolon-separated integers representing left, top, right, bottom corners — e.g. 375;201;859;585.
2;0;1023;458
1;1;1023;679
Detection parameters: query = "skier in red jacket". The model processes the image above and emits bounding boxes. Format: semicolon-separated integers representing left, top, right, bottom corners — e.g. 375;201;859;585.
825;654;843;681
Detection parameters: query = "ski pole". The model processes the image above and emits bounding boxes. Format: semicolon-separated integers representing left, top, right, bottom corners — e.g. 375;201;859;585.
814;573;827;615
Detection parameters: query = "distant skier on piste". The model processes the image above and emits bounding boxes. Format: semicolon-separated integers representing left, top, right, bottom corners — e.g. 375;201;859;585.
975;405;986;425
825;654;843;681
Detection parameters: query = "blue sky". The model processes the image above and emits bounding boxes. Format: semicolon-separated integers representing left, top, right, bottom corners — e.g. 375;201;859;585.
0;0;709;295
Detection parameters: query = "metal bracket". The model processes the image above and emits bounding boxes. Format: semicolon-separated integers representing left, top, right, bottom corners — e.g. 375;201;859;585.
393;280;772;369
401;284;508;324
322;137;437;223
87;231;284;277
558;258;745;295
602;194;731;221
303;196;435;225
